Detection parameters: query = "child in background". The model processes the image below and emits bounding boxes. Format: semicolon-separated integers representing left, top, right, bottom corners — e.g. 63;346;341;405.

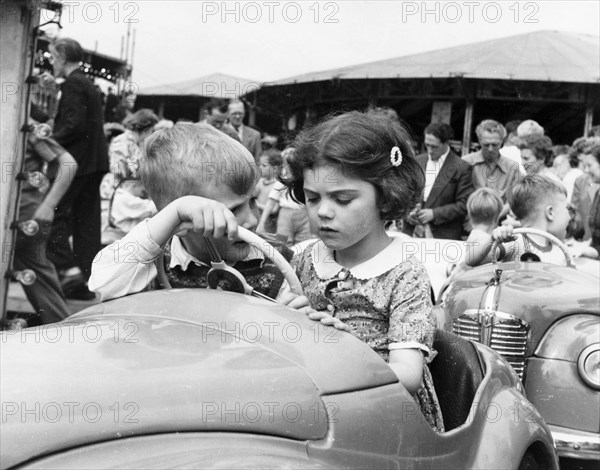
464;188;504;267
257;148;312;245
89;123;309;308
282;111;444;432
471;174;572;266
254;149;283;234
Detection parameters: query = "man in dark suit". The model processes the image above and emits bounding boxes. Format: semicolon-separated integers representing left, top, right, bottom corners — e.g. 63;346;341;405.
46;38;109;299
228;101;262;161
403;122;474;240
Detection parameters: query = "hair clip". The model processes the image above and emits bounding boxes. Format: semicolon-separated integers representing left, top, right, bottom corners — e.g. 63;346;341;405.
390;146;403;167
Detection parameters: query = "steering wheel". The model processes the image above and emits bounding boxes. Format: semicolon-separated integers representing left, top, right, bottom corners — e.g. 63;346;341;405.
490;227;573;267
156;227;303;302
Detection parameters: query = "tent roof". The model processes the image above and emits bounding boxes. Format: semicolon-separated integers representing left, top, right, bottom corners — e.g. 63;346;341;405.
275;30;600;85
138;72;260;97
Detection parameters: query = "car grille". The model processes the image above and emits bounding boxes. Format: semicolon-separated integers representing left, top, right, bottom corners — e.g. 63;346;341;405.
452;309;529;379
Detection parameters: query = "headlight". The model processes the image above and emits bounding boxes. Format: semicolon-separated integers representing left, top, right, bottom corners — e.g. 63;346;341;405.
577;343;600;390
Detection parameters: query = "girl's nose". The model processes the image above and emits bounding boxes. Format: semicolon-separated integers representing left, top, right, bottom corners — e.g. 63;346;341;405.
317;201;334;219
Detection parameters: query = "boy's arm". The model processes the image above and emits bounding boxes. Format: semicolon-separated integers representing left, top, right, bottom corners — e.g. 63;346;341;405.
89;196;240;301
88;220;164;301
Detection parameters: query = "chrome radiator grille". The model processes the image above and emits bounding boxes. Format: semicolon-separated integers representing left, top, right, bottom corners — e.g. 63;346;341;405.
452;309;529;379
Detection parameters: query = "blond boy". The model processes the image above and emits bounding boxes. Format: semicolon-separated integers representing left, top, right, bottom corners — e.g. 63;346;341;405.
89;123;309;308
469;174;571;266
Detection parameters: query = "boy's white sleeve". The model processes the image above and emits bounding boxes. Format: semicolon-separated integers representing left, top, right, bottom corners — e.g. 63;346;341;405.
88;219;163;301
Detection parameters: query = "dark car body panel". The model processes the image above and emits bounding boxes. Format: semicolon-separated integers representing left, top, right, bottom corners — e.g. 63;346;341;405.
2;289;559;469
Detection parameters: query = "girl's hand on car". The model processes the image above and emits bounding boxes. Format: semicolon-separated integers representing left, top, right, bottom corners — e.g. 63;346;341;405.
306;308;352;332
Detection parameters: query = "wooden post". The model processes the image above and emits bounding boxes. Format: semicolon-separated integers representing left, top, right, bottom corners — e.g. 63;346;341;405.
584;104;594;137
247;92;257;127
1;1;40;320
158;98;165;119
462;101;474;156
248;106;256;127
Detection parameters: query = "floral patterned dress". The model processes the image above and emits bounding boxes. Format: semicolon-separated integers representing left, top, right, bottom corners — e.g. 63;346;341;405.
293;238;444;432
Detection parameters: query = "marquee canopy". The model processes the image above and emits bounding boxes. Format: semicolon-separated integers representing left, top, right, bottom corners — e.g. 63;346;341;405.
139;72;260;99
274;30;600;85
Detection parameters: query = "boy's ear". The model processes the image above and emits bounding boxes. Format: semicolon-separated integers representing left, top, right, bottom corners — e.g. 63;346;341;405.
544;204;554;221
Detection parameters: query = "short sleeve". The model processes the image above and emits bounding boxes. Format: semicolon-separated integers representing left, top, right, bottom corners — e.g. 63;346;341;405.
268;181;285;202
387;260;436;358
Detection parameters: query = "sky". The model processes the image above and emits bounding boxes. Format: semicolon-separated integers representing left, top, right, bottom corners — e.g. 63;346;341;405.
39;0;600;91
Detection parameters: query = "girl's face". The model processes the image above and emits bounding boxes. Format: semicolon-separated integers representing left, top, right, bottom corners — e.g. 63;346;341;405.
582;153;600;184
259;156;278;180
303;165;387;262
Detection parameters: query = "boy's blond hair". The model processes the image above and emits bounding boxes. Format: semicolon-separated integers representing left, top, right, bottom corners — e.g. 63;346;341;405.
140;123;258;209
467;188;503;226
508;174;567;222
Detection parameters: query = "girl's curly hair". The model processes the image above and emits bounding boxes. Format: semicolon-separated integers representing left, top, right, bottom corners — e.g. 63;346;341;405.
280;111;424;221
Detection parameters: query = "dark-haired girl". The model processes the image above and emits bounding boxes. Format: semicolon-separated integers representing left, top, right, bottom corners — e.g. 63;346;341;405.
283;111;444;432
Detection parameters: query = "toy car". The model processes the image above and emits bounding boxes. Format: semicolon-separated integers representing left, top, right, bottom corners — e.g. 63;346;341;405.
439;228;600;465
1;230;559;469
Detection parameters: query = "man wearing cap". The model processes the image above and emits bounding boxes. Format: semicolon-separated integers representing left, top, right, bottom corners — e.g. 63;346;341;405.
228;101;262;161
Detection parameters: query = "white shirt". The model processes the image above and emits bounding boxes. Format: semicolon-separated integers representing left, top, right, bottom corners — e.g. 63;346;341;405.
500;146;527;175
423;148;450;202
562;168;584;202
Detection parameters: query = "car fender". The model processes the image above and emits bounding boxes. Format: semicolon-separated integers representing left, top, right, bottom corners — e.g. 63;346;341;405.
525;314;600;434
466;343;559;470
534;314;600;361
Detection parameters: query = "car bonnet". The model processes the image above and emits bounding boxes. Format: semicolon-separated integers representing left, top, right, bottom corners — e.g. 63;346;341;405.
0;289;397;469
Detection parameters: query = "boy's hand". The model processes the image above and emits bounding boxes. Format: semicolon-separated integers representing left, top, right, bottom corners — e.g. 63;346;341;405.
492;225;517;243
174;196;239;240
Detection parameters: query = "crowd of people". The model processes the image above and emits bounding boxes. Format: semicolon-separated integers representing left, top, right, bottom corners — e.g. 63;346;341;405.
11;37;600;433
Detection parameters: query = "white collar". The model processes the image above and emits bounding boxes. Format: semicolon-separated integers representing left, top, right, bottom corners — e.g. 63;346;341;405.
311;237;407;280
170;235;264;270
428;147;450;166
